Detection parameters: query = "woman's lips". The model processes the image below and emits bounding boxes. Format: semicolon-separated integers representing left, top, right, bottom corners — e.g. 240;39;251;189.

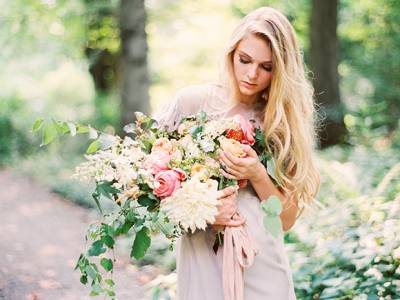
241;81;257;88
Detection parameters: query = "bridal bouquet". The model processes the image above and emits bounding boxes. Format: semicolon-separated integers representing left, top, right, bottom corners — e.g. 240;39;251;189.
33;110;280;298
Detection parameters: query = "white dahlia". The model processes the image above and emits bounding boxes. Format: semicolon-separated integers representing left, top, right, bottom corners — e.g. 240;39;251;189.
160;178;221;232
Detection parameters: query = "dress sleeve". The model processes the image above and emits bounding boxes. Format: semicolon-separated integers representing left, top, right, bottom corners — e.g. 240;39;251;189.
153;84;211;131
153;92;183;131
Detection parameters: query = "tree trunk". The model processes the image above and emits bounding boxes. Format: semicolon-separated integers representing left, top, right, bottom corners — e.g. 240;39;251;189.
310;0;347;148
119;0;150;133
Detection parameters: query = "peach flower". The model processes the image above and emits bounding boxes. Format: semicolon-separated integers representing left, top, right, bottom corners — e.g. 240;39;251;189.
219;137;246;158
144;150;171;174
152;137;173;154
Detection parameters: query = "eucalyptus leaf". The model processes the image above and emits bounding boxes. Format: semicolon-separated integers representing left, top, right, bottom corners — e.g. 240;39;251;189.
263;215;282;238
261;195;282;215
85;265;97;280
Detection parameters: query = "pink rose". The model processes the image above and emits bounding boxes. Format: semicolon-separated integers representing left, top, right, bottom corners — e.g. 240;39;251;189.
172;168;187;181
233;114;255;145
144;150;171;174
152;137;173;154
154;169;185;198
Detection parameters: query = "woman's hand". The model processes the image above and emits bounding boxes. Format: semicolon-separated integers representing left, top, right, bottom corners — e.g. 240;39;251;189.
219;144;263;182
212;185;245;227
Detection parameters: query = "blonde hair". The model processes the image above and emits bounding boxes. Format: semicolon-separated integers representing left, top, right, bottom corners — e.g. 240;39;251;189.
219;7;321;217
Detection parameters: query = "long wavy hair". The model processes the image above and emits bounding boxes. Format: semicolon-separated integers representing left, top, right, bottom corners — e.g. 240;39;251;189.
218;7;321;217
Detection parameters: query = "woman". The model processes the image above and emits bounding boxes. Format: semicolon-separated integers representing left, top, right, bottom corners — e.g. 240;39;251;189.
155;6;320;300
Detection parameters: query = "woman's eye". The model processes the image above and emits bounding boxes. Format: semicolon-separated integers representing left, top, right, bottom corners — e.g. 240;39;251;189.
262;65;272;72
239;57;250;64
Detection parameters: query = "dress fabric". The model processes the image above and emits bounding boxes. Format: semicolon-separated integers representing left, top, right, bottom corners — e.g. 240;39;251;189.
154;82;297;300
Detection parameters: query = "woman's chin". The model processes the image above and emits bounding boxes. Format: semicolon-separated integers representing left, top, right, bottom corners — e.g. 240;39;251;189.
239;87;257;96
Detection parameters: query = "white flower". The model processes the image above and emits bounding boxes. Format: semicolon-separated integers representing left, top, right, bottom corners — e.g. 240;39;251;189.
199;138;215;152
160;178;221;232
185;142;201;158
203;119;239;139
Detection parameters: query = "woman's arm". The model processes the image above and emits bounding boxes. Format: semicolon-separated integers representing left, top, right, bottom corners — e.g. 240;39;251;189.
219;146;298;232
249;162;298;232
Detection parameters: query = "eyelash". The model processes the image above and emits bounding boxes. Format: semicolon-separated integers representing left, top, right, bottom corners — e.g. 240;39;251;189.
239;57;272;72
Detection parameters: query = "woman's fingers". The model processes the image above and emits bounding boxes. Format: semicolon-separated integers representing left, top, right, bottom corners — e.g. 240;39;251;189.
224;215;246;227
217;185;238;199
219;168;237;180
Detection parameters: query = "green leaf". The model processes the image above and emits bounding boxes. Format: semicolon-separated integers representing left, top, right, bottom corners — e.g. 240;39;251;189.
53;120;70;134
142;139;153;154
87;240;106;257
91;283;103;293
131;227;151;260
85;265;97;280
41;122;58;146
263;215;283;238
80;275;88;285
117;221;134;235
76;125;90;134
100;258;113;272
138;194;159;211
96;181;120;200
198;111;207;123
91;191;103;215
261;195;282;215
191;125;204;139
105;279;115;287
32;118;44;133
101;235;115;249
74;253;86;270
86;139;100;154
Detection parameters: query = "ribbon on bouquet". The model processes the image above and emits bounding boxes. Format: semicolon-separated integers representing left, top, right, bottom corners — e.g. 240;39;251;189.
222;218;258;300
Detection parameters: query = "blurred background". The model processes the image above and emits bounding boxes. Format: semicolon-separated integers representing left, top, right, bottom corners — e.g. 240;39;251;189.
0;0;399;299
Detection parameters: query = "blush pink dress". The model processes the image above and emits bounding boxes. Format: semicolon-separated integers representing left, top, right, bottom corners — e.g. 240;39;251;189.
154;82;297;300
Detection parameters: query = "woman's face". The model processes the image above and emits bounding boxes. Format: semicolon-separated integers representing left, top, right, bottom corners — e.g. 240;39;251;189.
232;33;273;104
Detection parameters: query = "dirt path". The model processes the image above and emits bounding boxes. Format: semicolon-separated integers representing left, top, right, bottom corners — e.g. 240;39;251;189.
0;169;158;300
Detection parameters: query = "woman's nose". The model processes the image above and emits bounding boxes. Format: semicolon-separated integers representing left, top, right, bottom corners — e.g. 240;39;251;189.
247;65;258;81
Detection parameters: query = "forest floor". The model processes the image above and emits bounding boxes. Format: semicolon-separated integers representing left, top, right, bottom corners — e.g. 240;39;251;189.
0;168;161;300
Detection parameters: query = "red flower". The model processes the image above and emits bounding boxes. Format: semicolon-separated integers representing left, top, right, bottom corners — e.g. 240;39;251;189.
225;129;244;141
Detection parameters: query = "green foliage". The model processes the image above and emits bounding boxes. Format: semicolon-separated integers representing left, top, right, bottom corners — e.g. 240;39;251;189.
0;96;37;165
131;227;152;260
289;145;400;299
340;0;400;139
